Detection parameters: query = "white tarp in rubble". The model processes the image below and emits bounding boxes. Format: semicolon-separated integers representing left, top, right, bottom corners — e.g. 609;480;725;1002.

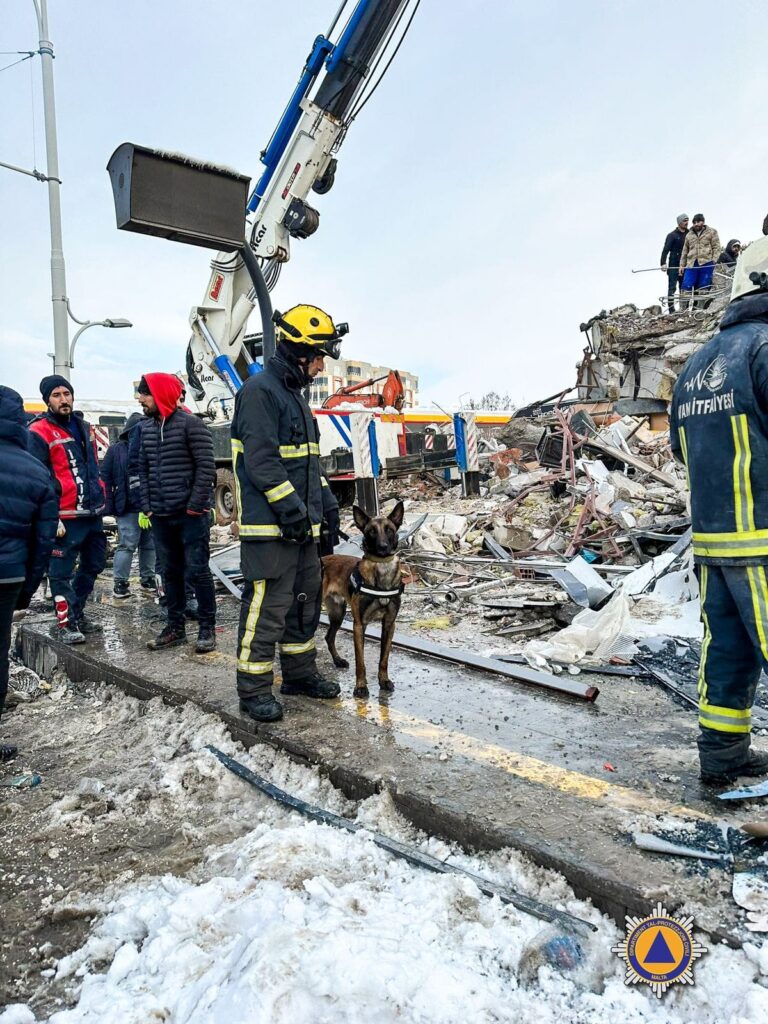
527;553;701;666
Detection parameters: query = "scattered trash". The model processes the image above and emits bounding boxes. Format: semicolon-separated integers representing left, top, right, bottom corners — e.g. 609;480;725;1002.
603;763;616;773
633;832;726;863
719;779;768;802
0;773;42;789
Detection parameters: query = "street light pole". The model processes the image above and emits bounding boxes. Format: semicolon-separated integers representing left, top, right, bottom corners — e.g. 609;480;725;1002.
32;0;70;377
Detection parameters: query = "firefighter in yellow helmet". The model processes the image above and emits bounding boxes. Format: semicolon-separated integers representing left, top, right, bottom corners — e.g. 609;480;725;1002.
230;305;347;722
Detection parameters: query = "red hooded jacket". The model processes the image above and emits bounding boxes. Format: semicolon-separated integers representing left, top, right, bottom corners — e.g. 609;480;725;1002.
144;373;183;418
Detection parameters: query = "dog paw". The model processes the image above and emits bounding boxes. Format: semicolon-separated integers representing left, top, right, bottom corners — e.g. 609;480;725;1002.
378;679;395;692
333;657;350;669
353;686;370;699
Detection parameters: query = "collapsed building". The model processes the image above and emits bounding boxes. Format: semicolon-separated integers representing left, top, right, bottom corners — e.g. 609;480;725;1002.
575;263;736;419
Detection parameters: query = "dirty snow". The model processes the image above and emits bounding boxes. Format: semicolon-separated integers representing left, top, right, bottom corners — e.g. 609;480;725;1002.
2;683;768;1023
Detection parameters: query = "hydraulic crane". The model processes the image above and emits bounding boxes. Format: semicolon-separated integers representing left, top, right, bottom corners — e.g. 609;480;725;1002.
184;0;420;420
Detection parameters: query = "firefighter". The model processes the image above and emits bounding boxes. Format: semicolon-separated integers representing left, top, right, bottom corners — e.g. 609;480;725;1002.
231;304;344;722
671;236;768;784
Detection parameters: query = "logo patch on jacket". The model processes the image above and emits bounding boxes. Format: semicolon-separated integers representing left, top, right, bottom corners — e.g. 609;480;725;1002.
684;355;728;394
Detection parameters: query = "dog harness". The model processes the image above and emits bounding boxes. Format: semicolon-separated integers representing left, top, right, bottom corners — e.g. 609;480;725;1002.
349;566;404;605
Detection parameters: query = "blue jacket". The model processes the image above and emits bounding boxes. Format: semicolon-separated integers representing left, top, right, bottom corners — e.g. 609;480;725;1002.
101;413;144;516
671;293;768;563
0;387;59;596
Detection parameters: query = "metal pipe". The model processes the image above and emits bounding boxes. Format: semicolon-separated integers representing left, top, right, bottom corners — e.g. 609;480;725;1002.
206;745;597;936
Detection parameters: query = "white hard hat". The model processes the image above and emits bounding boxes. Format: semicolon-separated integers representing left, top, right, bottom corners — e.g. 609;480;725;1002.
732;236;768;301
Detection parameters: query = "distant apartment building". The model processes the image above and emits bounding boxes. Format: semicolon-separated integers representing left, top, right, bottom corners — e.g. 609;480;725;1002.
308;357;419;408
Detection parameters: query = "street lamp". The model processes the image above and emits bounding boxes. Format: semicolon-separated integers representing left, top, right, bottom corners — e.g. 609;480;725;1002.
63;302;132;370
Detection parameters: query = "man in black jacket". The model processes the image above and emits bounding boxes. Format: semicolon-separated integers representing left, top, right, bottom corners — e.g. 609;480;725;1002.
660;214;689;312
0;387;58;761
231;304;343;722
137;373;217;654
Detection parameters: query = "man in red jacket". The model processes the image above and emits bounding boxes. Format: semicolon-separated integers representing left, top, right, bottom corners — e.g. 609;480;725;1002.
137;373;217;653
28;375;107;644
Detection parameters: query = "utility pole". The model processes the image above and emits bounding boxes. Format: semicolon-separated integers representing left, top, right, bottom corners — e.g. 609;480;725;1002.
32;0;70;377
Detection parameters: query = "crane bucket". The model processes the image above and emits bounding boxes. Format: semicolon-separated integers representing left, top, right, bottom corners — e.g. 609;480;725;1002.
107;143;250;251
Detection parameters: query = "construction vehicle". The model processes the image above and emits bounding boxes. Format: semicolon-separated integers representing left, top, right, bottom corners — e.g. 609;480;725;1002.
166;0;420;521
322;370;405;411
182;0;419;422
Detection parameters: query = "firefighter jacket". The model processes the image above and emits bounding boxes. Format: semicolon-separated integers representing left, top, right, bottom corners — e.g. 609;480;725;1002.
28;410;105;519
230;349;338;542
670;292;768;563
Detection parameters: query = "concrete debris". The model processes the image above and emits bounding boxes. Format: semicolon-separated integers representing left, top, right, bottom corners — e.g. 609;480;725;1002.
373;400;690;660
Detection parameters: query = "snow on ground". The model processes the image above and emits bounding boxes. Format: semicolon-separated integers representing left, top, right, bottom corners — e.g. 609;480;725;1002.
2;686;768;1024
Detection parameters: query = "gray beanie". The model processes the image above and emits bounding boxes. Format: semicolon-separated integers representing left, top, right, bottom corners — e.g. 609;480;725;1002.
677;213;689;226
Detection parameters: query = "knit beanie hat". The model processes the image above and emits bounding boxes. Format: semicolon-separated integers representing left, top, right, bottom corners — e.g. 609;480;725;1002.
40;374;73;404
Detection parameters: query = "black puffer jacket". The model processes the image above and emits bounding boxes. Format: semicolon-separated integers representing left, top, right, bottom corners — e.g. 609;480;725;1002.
0;387;58;599
138;373;215;515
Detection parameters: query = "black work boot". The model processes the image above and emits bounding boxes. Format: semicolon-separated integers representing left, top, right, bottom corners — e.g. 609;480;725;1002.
195;625;216;654
700;749;768;786
239;692;283;722
76;614;103;635
0;743;18;763
54;623;86;645
280;672;340;699
113;580;130;599
140;577;156;592
147;625;187;651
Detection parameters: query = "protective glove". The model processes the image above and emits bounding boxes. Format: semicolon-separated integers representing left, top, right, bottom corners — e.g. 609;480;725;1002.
56;519;66;538
138;512;152;529
15;589;33;612
281;517;311;543
325;507;339;548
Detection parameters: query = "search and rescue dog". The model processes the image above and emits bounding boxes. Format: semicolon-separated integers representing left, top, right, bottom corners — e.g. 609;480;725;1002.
322;502;405;697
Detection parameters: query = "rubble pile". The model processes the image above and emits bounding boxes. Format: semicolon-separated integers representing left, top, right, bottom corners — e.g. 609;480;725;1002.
578;264;734;404
363;406;693;658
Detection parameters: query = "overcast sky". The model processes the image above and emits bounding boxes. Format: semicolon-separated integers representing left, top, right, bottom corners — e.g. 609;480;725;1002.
1;0;765;409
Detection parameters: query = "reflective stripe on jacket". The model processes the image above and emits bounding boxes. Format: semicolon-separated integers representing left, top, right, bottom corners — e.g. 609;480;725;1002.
230;351;338;542
670;293;768;563
28;412;105;518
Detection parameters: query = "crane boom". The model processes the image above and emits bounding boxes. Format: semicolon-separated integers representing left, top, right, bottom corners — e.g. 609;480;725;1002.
186;0;416;420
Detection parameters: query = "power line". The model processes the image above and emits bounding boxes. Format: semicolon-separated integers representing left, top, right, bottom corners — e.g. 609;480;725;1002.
0;51;37;74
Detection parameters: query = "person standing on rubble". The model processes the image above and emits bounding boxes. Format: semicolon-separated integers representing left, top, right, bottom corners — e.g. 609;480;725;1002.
230;305;343;723
679;213;722;308
28;375;107;644
136;373;217;654
670;235;768;784
660;214;689;312
0;387;58;762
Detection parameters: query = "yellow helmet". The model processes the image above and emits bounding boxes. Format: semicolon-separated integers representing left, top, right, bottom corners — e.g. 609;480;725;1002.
732;236;768;301
272;304;348;359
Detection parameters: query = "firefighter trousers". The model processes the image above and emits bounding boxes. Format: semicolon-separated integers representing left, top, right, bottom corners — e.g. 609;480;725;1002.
236;540;322;698
696;563;768;773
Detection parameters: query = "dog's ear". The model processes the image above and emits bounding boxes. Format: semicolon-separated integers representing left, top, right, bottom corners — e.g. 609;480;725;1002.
352;505;370;533
387;501;405;530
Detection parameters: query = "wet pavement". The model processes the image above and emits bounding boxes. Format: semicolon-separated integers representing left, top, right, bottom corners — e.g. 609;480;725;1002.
15;581;766;945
